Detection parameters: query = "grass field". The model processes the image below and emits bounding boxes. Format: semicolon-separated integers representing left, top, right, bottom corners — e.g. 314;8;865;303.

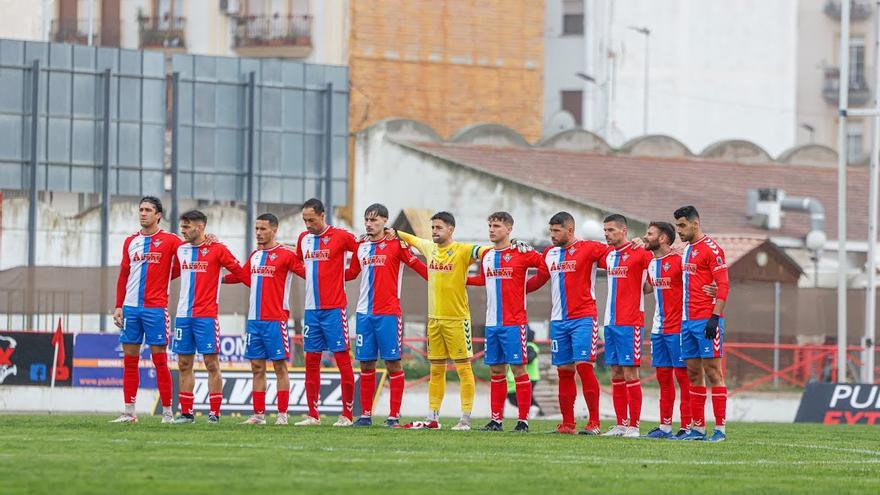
1;415;878;495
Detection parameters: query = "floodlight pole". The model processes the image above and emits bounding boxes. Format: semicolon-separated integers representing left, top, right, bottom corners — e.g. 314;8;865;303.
836;0;851;382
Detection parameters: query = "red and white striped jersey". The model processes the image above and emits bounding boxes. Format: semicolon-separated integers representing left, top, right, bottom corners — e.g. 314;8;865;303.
345;236;427;316
526;240;610;321
470;247;544;327
599;242;652;327
226;244;304;321
295;226;358;310
682;235;730;321
116;230;184;309
647;252;683;334
175;242;244;318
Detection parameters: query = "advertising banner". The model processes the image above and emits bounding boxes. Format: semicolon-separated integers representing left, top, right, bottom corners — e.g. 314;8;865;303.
794;383;880;425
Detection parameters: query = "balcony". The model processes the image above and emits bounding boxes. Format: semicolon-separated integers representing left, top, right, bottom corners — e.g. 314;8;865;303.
137;14;186;51
233;14;312;58
824;0;873;21
51;19;118;46
822;67;871;106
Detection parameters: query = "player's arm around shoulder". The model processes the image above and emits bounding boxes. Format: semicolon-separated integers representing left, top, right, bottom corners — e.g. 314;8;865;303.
466;249;489;286
396;230;432;257
525;246;551;293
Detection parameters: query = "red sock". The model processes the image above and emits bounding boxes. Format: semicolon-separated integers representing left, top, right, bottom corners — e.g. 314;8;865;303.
490;374;507;421
277;390;289;414
674;367;691;428
360;369;376;417
252;390;266;415
123;354;139;405
209;393;223;416
388;370;405;418
557;368;577;426
711;386;727;427
305;352;322;419
179;392;194;416
626;379;642;428
334;351;355;420
151;352;172;408
611;378;629;426
656;367;675;426
514;374;532;421
576;362;600;427
691;386;707;428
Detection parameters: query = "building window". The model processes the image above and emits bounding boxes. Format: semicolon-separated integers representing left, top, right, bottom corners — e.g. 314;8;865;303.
561;90;583;126
850;37;866;88
847;121;863;163
562;0;584;35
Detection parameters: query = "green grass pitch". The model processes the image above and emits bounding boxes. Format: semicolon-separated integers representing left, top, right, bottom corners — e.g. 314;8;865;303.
2;415;878;494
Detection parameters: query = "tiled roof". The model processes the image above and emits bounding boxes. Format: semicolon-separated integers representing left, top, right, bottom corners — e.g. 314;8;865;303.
400;141;873;242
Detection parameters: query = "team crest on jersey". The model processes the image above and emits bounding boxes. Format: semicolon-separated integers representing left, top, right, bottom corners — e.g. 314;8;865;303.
269;253;278;261
200;248;209;256
568;247;576;255
503;253;512;262
622;253;630;261
691;250;698;259
322;236;330;244
663;262;670;271
447;249;454;257
152;239;162;247
379;242;387;250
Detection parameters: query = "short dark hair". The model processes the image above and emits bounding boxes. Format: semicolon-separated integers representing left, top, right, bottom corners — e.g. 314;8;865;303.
179;209;207;224
364;203;389;219
139;196;163;215
256;212;279;227
487;211;514;226
431;211;456;227
674;205;700;221
649;221;676;245
603;213;627;226
302;198;325;214
549;211;574;227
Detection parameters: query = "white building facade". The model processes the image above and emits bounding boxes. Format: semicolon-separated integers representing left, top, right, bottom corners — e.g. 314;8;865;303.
544;0;800;155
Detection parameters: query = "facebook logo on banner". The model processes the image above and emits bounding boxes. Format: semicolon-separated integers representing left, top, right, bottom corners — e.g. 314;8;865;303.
30;364;47;382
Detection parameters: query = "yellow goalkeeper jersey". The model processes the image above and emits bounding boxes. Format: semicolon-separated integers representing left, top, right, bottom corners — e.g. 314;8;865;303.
398;231;485;320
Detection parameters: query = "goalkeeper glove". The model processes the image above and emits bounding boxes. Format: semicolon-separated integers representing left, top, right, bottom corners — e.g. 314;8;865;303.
511;238;534;253
704;314;720;340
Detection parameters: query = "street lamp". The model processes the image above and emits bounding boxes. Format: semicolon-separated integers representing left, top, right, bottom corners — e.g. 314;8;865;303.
576;71;613;138
800;123;816;143
628;25;651;135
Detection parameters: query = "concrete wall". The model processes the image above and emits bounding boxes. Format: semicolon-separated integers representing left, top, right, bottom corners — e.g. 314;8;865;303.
353;124;612;245
0;194;311;270
0;0;46;41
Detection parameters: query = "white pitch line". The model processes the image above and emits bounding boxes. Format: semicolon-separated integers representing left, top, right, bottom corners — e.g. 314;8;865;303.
746;440;880;457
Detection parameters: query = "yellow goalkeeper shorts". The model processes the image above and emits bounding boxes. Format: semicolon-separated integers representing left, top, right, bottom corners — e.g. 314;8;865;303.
427;318;473;361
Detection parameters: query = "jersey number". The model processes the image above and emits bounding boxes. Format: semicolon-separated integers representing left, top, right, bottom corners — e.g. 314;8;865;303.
303;325;310;339
174;328;182;341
